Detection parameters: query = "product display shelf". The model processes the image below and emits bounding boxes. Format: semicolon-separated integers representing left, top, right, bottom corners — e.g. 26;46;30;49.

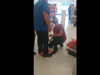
71;37;77;41
73;7;77;28
73;26;76;28
66;37;77;57
66;47;77;57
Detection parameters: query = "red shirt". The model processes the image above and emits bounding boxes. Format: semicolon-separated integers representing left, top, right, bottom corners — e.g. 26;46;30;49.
53;24;66;41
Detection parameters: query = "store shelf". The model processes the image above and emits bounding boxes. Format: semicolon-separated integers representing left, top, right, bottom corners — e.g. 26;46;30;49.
71;38;76;41
74;16;77;17
74;20;77;22
66;38;77;57
66;47;77;57
71;36;76;40
73;7;77;28
73;26;76;28
67;47;76;52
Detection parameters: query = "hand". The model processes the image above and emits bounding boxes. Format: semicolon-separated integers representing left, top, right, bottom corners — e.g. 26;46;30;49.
49;34;53;37
49;38;52;42
49;37;53;42
48;26;51;32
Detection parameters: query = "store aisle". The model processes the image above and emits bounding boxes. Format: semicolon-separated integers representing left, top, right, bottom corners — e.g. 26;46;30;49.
34;24;76;75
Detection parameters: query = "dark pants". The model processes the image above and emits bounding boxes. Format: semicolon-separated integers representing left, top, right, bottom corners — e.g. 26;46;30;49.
36;31;49;55
48;36;65;52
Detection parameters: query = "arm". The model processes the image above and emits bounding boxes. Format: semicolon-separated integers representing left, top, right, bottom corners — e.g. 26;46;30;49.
49;37;53;42
43;11;51;28
50;30;63;37
42;3;51;32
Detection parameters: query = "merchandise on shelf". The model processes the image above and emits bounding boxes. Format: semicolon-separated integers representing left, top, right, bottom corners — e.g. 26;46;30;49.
67;39;77;50
73;7;77;27
49;3;57;23
66;39;77;57
70;4;75;23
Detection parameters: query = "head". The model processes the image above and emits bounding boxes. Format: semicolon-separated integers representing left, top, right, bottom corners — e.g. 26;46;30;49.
53;16;58;25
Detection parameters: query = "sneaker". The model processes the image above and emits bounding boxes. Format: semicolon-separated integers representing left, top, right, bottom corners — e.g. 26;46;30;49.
42;53;52;57
38;51;43;56
38;50;43;54
51;50;58;54
60;43;63;47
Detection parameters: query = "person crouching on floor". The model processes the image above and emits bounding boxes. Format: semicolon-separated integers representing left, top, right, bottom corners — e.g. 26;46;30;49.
49;16;67;54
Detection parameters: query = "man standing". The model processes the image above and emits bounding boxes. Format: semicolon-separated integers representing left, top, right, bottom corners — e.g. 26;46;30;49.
34;0;52;57
68;4;71;20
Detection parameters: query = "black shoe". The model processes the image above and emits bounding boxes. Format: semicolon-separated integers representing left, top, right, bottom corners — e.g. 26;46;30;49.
48;43;54;48
38;49;43;54
51;50;58;54
60;43;63;47
34;52;36;55
42;53;52;57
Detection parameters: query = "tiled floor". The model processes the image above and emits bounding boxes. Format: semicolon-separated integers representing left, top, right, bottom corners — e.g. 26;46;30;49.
34;17;76;75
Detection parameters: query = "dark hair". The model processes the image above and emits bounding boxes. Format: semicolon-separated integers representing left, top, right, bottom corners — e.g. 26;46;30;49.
53;16;58;23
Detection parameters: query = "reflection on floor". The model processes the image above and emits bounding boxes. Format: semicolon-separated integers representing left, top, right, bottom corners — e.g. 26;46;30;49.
34;18;76;75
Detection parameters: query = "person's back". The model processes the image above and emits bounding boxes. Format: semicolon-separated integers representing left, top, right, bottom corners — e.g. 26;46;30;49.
34;0;50;31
